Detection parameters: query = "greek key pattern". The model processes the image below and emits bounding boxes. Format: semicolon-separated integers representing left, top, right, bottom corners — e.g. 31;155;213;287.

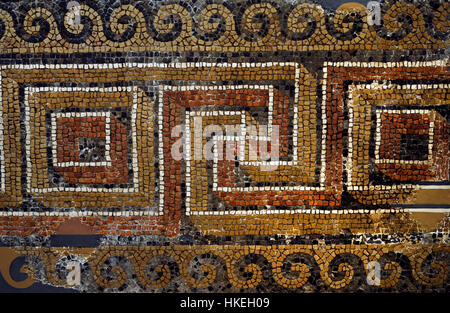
0;0;448;294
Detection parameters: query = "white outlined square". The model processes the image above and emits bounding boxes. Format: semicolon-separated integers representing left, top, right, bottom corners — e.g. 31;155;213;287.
24;86;139;194
374;108;434;165
51;111;112;167
346;82;449;191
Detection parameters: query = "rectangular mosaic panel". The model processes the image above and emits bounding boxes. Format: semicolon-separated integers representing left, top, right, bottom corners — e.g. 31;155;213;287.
0;0;448;295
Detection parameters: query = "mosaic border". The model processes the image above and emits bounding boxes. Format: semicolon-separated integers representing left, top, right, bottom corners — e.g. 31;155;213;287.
0;243;448;292
0;0;447;53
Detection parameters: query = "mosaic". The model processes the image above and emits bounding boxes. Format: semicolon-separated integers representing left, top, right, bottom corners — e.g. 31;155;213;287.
0;0;448;295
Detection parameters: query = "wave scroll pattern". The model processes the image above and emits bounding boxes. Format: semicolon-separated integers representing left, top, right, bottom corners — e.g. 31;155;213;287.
0;1;447;53
1;244;448;291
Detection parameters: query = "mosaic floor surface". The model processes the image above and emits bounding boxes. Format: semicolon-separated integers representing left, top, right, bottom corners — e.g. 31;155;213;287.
0;0;448;294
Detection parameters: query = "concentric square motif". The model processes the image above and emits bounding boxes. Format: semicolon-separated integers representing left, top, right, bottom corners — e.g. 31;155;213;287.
52;111;112;168
24;85;155;210
336;62;450;205
31;90;136;192
377;110;431;163
0;64;187;236
374;108;449;182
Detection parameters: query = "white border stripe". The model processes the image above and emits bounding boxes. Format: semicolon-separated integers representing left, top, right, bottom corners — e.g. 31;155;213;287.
0;211;154;217
320;65;328;186
158;87;165;212
324;60;447;68
405;208;450;213
0;208;446;216
0;60;445;71
0;72;5;192
0;62;300;70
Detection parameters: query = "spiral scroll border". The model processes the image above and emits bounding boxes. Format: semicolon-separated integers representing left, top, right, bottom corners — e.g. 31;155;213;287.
1;244;448;292
0;0;446;51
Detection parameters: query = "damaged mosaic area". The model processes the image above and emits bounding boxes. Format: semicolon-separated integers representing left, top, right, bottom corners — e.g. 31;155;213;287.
0;0;448;293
